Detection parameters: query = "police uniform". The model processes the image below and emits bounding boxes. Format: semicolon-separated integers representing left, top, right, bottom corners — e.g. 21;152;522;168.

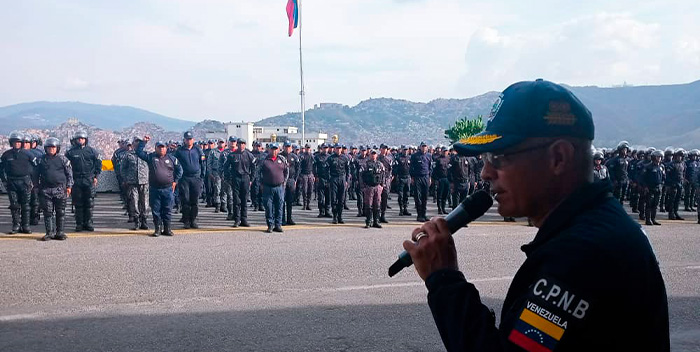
281;144;300;226
260;144;288;232
683;150;699;212
643;154;665;225
219;138;238;219
410;145;433;222
313;148;332;218
226;140;255;227
135;140;183;236
65;132;102;232
1;132;38;234
392;148;412;216
251;144;265;211
111;141;129;208
352;149;369;216
378;148;393;221
298;145;315;211
360;153;385;228
665;150;686;220
173;132;205;229
37;138;73;240
28;143;45;225
205;142;223;210
432;151;451;215
449;153;471;210
120;139;150;230
435;79;670;352
327;146;350;224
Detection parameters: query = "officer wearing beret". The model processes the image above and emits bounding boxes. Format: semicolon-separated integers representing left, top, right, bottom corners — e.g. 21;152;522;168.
403;79;669;351
173;131;205;229
136;136;183;236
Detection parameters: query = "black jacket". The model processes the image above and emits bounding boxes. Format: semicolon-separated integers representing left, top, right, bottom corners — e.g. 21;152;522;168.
426;182;669;351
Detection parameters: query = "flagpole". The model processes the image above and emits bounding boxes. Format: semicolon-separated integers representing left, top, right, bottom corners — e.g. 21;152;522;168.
298;0;306;145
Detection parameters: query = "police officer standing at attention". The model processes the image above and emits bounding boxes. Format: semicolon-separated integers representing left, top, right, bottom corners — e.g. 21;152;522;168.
250;141;265;211
28;134;45;225
378;144;394;221
298;144;315;211
314;144;332;218
410;141;433;222
685;149;699;212
220;137;238;219
360;149;385;228
401;79;669;351
643;150;665;226
260;143;288;233
393;145;412;216
666;149;686;220
227;138;255;227
433;146;451;215
328;143;350;224
449;147;471;210
112;139;129;210
173;131;205;229
65;131;102;232
592;151;610;183
1;131;38;234
37;137;73;241
120;137;150;231
205;140;223;211
353;146;369;217
136;136;183;237
281;141;300;226
606;141;630;205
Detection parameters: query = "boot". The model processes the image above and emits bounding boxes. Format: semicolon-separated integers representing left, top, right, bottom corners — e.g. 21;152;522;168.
437;202;444;215
42;215;55;241
20;205;32;234
162;221;174;236
674;212;684;221
402;206;411;216
190;207;200;229
332;212;338;224
379;212;388;224
227;206;235;220
83;207;94;231
651;210;661;225
317;209;325;218
668;212;676;220
239;219;250;227
182;208;191;229
220;203;226;213
139;217;149;230
55;208;67;240
151;220;161;237
372;210;382;228
337;208;344;224
364;209;372;229
214;203;220;213
9;209;20;234
131;217;140;230
286;211;296;226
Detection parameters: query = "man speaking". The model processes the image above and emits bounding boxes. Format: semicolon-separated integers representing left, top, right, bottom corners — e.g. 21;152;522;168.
402;79;669;351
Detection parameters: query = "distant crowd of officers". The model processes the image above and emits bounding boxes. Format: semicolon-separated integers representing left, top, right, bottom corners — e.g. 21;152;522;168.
2;132;699;240
592;141;699;225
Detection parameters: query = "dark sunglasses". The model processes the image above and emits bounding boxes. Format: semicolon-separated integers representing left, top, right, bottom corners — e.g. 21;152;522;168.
483;141;555;169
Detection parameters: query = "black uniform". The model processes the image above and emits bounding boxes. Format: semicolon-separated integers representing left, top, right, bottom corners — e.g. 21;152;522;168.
250;149;264;211
410;150;433;221
298;151;315;210
606;155;628;204
281;150;300;225
353;154;368;216
449;154;471;209
378;152;393;221
0;148;38;233
684;158;699;211
327;153;350;223
28;147;44;224
38;153;74;239
173;145;205;228
432;154;451;214
426;182;669;352
643;162;665;224
392;153;412;215
65;144;102;231
227;148;256;225
665;160;685;220
313;152;332;217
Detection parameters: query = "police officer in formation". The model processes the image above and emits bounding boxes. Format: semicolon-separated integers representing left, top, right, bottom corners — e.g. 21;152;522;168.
259;143;288;233
592;151;610;183
448;147;471;210
112;139;129;210
432;146;451;215
359;149;385;228
136;136;182;237
36;137;73;241
377;145;393;223
313;144;332;218
281;141;299;226
250;141;265;212
226;138;255;227
173;131;205;229
642;150;665;225
27;134;45;225
685;149;699;212
220;137;238;219
65;131;102;232
391;146;412;217
298;144;315;211
120;137;150;230
410;142;433;222
606;141;630;204
1;131;38;234
327;143;350;224
665;149;686;220
352;146;369;217
205;139;225;212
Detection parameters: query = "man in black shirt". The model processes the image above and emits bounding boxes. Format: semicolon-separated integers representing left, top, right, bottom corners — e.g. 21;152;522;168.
37;137;73;240
227;139;255;227
1;131;38;234
65;131;102;232
402;79;669;352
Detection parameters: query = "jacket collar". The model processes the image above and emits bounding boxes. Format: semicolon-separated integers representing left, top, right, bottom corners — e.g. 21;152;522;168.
521;181;613;256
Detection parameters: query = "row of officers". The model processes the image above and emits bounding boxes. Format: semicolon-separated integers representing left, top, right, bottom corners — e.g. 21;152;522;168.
591;141;700;225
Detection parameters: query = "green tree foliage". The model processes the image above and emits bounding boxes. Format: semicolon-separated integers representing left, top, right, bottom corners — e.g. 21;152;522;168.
444;115;485;144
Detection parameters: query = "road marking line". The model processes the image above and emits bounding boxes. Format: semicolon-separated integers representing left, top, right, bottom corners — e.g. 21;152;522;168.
322;276;514;292
685;266;700;270
0;313;43;322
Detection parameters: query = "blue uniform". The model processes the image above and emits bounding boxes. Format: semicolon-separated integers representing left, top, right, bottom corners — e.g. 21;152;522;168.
136;142;183;228
410;150;433;221
172;145;205;227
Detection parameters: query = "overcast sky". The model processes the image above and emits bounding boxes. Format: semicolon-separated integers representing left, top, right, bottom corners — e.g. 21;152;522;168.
1;0;698;122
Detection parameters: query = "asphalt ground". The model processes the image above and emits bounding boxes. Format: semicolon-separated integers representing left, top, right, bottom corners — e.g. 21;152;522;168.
0;192;698;351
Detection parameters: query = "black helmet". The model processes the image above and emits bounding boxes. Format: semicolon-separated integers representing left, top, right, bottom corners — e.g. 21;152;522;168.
663;148;673;156
689;149;699;157
593;152;604;160
228;136;237;142
73;131;88;140
44;137;61;153
8;131;23;145
651;150;664;158
616;141;630;151
674;148;686;157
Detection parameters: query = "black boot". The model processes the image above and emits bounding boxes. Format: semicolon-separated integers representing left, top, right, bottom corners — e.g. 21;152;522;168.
372;210;382;228
317;209;325;218
402;206;411;216
42;215;55;241
674;212;684;221
182;208;191;229
364;209;372;229
151;220;161;237
55;207;67;240
9;209;20;234
379;212;388;224
139;216;149;230
20;204;32;234
190;206;200;229
332;211;338;224
83;207;95;231
214;203;220;213
162;221;174;236
131;217;140;230
337;208;344;224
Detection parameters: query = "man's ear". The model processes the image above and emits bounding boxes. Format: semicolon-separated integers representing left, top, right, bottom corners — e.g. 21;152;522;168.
548;139;575;176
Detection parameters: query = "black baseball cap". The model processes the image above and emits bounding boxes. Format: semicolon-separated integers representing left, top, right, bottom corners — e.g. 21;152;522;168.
183;131;194;139
454;79;594;156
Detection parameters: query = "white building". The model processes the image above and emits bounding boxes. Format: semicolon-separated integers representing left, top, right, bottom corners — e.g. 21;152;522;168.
210;122;328;149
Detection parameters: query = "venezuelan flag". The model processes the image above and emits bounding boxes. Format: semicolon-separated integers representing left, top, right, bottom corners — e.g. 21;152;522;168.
286;0;299;37
508;308;565;352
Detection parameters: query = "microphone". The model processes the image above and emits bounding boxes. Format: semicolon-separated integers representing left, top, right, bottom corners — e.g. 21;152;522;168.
387;190;493;277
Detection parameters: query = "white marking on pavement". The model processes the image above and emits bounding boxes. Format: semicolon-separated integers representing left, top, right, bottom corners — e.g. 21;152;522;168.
0;313;43;321
685;266;700;270
325;276;514;292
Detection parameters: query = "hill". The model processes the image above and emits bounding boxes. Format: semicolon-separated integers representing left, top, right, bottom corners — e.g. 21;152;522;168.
0;101;195;134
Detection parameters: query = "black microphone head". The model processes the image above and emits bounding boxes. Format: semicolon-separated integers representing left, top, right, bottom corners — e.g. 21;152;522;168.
444;190;493;232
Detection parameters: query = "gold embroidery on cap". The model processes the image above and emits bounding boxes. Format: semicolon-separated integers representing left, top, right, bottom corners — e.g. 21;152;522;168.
544;101;577;126
460;134;503;145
